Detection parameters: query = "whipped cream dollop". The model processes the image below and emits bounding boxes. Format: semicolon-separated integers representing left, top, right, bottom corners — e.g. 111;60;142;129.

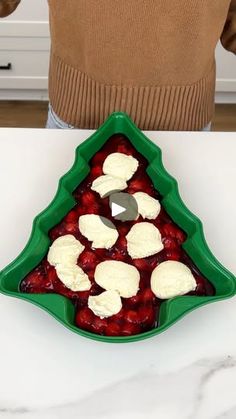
56;264;91;292
94;260;140;298
133;192;161;220
47;235;84;266
88;290;122;318
103;152;139;181
126;222;164;259
151;260;197;299
78;214;118;249
91;175;127;198
47;235;91;291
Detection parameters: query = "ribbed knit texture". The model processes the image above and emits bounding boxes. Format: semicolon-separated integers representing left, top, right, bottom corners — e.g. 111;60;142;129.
47;0;234;130
49;52;216;131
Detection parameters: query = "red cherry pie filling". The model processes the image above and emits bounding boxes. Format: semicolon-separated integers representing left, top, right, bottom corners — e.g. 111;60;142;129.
20;135;215;336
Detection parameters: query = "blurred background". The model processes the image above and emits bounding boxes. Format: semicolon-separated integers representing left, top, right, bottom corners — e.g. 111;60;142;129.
0;0;235;130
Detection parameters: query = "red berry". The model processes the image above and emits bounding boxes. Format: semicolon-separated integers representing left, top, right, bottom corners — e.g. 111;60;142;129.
117;224;130;236
49;225;66;241
116;143;133;155
94;248;107;259
138;270;151;290
133;258;149;271
125;294;140;308
105;322;121;336
78;250;98;270
84;202;100;214
140;288;156;305
117;236;127;250
87;269;95;281
41;259;51;272
195;276;206;295
81;191;97;207
126;310;139;324
165;249;181;261
77;290;90;306
90;165;103;178
110;308;126;323
89;283;103;296
64;209;78;223
65;222;78;234
76;206;86;216
175;229;186;244
108;237;127;261
162;223;175;237
121;323;141;336
163;237;178;250
21;270;44;292
91;151;107;165
75;307;94;330
47;266;58;283
138;306;156;328
91;317;108;334
162;223;185;244
146;255;160;270
128;178;149;192
108;248;126;262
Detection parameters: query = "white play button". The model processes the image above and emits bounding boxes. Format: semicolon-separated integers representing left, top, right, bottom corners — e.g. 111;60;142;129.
100;192;138;228
111;202;126;217
109;192;138;222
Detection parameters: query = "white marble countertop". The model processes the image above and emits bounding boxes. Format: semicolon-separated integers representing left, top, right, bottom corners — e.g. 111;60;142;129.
0;128;236;419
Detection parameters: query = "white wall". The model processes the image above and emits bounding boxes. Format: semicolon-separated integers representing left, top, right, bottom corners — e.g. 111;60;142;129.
5;0;48;21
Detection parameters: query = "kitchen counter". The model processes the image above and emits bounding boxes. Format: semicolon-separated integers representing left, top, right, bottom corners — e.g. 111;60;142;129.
0;128;236;419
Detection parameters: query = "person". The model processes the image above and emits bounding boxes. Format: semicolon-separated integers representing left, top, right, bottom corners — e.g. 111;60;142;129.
1;0;236;131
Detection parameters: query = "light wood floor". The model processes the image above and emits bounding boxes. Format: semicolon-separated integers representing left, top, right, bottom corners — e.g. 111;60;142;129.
0;101;235;131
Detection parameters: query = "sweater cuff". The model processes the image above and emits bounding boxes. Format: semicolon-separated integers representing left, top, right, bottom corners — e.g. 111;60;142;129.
0;0;21;18
221;0;236;54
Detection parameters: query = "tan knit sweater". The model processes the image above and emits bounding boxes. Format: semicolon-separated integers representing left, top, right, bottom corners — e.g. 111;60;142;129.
1;0;236;130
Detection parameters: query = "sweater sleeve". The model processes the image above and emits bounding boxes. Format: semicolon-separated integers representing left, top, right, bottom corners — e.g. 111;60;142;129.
221;0;236;54
0;0;21;18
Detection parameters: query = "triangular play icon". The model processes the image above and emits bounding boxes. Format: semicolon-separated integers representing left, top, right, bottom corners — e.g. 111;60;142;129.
111;202;126;217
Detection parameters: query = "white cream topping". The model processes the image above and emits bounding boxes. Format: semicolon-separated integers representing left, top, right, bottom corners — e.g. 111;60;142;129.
126;222;164;259
88;290;122;319
133;192;161;220
103;152;139;181
151;260;197;299
94;260;140;298
91;174;127;198
47;235;91;292
47;235;84;266
78;214;118;249
56;264;91;292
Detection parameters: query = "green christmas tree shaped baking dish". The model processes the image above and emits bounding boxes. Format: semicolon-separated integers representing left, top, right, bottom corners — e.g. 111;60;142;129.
0;112;235;343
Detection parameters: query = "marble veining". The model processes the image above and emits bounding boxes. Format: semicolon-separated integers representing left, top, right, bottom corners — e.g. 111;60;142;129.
1;356;235;419
215;406;236;419
190;357;236;419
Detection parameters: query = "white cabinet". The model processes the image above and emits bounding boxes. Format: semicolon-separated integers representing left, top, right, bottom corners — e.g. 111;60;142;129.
0;0;50;99
0;48;49;84
0;0;235;102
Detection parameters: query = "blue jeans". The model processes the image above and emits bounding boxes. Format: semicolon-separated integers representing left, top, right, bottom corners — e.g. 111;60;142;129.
46;104;212;131
46;105;74;129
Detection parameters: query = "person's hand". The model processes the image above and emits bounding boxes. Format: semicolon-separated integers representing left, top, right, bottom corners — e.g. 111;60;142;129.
0;0;21;18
